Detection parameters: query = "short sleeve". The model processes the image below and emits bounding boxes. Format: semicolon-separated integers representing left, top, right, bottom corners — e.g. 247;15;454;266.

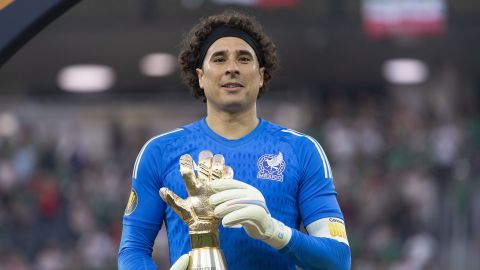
297;136;344;226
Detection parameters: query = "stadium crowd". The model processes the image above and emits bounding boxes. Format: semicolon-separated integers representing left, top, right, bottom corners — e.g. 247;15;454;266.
0;83;478;270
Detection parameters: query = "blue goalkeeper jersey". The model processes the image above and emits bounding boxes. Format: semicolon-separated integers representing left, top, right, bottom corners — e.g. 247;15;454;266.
120;118;344;270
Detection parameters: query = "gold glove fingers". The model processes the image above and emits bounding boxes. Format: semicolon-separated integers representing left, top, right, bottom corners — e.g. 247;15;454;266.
160;187;194;224
161;150;233;236
198;150;213;181
224;166;234;179
211;154;226;179
180;154;201;194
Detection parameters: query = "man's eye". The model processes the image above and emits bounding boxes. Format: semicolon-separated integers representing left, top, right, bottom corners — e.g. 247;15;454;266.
213;57;225;63
239;57;251;62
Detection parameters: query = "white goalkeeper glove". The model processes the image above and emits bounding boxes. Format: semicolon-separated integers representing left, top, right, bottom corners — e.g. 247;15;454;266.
170;253;189;270
209;179;292;249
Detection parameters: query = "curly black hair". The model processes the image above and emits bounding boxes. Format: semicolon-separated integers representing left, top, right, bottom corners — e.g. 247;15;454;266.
178;10;279;101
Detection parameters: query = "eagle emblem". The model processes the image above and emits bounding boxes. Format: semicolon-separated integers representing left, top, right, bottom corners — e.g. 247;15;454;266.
257;152;286;181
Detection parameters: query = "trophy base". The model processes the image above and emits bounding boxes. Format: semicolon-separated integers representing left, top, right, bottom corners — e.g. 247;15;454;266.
189;247;227;270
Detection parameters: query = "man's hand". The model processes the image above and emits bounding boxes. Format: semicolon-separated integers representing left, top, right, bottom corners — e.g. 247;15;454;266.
209;179;292;249
159;150;233;234
170;253;189;270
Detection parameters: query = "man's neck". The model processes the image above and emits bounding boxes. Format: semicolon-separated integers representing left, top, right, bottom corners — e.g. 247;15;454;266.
205;105;259;140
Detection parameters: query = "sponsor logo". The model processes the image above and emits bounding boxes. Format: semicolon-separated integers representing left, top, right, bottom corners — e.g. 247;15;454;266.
328;218;344;224
257;152;286;181
124;189;138;216
328;222;347;239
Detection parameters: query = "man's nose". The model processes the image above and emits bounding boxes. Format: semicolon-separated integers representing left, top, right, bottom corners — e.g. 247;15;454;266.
225;60;240;74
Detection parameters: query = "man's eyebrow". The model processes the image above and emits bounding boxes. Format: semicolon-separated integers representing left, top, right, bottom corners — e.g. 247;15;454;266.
210;50;227;58
237;50;253;57
209;50;254;58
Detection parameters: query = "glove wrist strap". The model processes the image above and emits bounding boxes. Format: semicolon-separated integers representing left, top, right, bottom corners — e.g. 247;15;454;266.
263;218;292;249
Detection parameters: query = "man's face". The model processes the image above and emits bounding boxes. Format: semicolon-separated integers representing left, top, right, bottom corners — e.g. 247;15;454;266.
196;37;265;112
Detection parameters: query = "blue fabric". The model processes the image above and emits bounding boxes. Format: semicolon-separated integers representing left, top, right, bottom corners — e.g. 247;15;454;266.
118;225;158;269
118;118;347;270
279;229;351;270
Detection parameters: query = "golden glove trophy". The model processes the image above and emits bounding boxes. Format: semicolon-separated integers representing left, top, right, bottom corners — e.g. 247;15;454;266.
160;151;232;270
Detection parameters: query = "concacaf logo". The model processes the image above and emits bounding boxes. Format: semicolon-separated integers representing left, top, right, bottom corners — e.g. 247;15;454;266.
124;189;138;216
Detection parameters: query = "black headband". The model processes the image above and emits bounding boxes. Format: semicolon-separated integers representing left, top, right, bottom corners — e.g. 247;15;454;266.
196;26;265;69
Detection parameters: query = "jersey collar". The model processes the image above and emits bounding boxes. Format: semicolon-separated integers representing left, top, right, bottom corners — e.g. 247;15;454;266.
200;117;266;147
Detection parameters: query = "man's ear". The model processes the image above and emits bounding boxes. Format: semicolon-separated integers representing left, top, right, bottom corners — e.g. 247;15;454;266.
259;67;265;88
196;68;204;89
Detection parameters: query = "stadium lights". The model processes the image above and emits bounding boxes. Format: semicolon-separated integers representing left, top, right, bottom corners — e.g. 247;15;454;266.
140;53;176;77
57;64;115;93
382;58;429;85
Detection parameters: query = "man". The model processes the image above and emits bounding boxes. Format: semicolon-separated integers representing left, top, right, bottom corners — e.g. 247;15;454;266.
118;10;351;270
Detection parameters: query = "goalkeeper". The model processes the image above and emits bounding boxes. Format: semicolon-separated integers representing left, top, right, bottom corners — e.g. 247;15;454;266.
118;10;351;270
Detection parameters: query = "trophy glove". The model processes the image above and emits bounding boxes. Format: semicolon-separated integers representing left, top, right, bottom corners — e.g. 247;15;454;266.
170;253;189;270
209;179;292;249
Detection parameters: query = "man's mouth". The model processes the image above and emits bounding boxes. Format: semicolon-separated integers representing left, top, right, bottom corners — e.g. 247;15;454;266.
221;82;244;88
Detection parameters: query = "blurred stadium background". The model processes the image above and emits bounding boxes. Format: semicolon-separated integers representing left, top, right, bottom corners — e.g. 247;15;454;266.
0;0;479;269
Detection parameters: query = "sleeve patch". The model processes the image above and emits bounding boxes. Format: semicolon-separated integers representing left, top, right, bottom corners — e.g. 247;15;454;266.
306;217;349;246
124;189;138;216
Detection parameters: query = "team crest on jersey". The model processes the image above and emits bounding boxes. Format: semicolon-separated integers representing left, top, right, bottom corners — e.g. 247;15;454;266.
257;152;286;181
124;189;138;216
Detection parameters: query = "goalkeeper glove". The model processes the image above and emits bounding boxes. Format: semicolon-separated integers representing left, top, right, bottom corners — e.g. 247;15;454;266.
209;179;292;249
170;253;189;270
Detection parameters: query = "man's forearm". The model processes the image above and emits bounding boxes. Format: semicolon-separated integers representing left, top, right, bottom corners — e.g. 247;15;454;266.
279;229;351;270
118;225;159;270
118;247;158;270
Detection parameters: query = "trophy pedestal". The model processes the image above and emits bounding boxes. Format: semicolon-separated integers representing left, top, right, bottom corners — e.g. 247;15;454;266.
189;247;227;270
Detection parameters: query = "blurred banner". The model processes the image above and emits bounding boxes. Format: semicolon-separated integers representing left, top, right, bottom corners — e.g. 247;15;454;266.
0;0;82;67
362;0;447;39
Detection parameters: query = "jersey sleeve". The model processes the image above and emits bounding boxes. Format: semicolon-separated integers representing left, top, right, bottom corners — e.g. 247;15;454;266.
297;136;344;226
119;139;167;269
123;139;166;231
118;225;159;270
